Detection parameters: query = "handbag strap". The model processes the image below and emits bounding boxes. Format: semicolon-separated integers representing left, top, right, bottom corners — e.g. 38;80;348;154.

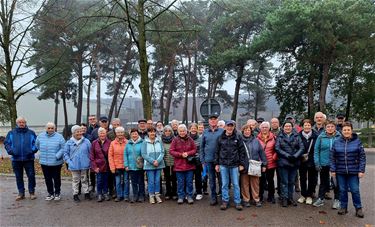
98;140;108;163
243;141;252;160
306;138;314;155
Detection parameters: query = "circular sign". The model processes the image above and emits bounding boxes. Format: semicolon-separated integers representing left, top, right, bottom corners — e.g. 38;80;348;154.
200;98;221;119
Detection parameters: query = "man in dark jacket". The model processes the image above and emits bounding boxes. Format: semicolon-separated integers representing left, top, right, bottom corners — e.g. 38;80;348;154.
87;115;99;135
215;120;247;211
5;117;38;201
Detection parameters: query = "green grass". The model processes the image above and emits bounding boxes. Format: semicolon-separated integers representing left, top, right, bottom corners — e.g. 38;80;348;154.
0;158;71;177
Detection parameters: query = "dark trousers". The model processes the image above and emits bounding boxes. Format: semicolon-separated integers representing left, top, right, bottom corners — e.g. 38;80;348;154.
332;176;340;200
278;166;298;199
129;170;145;200
89;171;96;192
194;164;203;195
164;166;177;197
299;165;318;197
107;172;115;196
96;172;109;195
260;168;276;199
12;160;36;195
318;166;330;199
206;162;222;200
41;164;62;195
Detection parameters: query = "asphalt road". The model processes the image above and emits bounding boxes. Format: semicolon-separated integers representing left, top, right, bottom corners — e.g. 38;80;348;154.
0;153;374;227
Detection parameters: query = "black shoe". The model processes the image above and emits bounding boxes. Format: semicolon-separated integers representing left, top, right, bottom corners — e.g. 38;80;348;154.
73;195;80;203
288;199;297;206
84;193;91;200
220;202;228;210
243;201;251;207
355;208;364;218
281;199;288;207
338;208;348;215
267;197;276;204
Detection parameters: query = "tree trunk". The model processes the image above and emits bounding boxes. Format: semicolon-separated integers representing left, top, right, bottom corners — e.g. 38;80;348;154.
115;81;132;117
108;44;133;122
164;66;175;125
191;48;198;123
54;91;59;131
75;51;84;125
137;0;152;119
345;62;358;121
180;53;191;125
254;69;260;119
307;66;315;119
61;90;69;139
318;63;330;112
86;71;93;124
231;63;245;121
159;69;168;123
93;49;102;119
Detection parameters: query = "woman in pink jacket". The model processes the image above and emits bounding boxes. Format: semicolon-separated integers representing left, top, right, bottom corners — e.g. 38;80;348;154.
257;121;277;203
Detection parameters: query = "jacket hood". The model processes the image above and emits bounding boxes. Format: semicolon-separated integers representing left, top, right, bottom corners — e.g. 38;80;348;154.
339;132;359;142
144;136;161;143
128;137;143;145
15;126;29;132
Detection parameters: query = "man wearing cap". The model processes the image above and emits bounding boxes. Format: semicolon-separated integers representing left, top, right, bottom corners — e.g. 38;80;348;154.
335;113;345;132
200;114;224;206
215;120;247;211
137;119;148;139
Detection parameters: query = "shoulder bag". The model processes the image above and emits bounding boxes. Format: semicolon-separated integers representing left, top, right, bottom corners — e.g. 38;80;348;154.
244;141;262;177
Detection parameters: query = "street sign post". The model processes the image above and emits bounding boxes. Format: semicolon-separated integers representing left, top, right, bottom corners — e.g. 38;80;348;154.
200;98;221;122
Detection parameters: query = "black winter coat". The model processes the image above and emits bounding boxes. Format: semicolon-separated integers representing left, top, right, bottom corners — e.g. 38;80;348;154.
275;131;304;167
299;131;318;168
215;131;247;168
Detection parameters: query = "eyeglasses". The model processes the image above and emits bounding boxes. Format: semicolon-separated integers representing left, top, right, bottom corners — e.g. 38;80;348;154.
47;127;55;129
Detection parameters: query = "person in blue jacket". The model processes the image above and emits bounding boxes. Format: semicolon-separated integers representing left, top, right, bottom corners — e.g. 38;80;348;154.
64;125;92;202
331;122;366;218
36;122;66;201
5;117;38;201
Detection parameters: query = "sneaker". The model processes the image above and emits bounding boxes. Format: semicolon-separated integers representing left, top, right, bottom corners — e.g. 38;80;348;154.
97;194;104;202
297;196;306;204
355;208;364;218
124;197;129;202
165;196;171;200
155;194;163;204
16;194;25;201
332;199;340;209
305;197;313;205
210;199;218;206
313;198;325;207
195;194;203;200
255;201;262;207
288;199;297;207
104;194;110;201
177;198;184;204
149;195;156;204
338;208;348;215
30;193;37;200
137;197;144;203
54;194;61;201
235;204;243;211
243;201;251;207
45;194;55;201
324;192;332;200
220;202;228;210
73;195;80;203
187;197;194;204
114;197;122;202
172;196;178;200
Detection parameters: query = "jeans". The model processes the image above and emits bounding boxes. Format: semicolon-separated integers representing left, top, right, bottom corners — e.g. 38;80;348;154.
41;164;62;195
163;166;177;197
12;160;36;195
278;166;298;199
146;169;161;195
96;172;108;195
318;166;330;199
299;165;318;197
115;169;129;199
206;162;217;201
194;165;203;195
176;170;194;199
220;165;241;205
337;174;362;209
129;170;145;200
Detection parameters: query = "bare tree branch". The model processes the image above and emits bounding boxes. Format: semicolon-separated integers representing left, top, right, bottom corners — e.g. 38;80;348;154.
145;0;178;25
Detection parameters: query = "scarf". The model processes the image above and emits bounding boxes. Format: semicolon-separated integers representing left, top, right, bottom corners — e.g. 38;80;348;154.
189;133;199;141
302;131;312;140
161;134;174;144
71;137;84;146
242;134;252;143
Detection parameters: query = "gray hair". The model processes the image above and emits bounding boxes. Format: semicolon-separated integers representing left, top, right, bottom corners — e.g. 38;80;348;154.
112;118;121;124
260;121;271;129
178;124;187;132
115;126;125;133
16;116;26;123
247;119;257;125
171;119;179;125
163;125;173;132
314;112;327;120
98;127;107;134
71;125;81;134
189;123;198;129
45;122;55;129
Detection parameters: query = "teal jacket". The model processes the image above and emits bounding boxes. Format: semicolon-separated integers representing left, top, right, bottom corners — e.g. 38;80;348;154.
141;137;165;170
314;131;341;167
124;137;143;171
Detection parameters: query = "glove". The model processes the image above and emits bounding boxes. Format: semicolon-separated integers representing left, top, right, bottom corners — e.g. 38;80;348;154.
315;166;322;172
288;155;296;162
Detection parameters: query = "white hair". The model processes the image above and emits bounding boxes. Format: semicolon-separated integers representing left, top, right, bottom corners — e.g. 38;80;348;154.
314;112;326;120
260;121;271;129
112;118;121;124
115;126;125;133
218;120;225;126
178;124;187;132
247;119;257;125
71;125;81;134
171;119;179;125
16;116;26;123
98;127;107;134
45;122;55;129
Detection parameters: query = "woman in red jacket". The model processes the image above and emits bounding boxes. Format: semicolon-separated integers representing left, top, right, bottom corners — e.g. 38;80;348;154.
169;124;197;205
257;121;277;204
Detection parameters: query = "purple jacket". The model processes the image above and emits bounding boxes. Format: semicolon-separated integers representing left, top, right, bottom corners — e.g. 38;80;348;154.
90;138;111;172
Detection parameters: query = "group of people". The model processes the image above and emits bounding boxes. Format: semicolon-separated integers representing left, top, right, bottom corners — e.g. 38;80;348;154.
4;112;366;218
